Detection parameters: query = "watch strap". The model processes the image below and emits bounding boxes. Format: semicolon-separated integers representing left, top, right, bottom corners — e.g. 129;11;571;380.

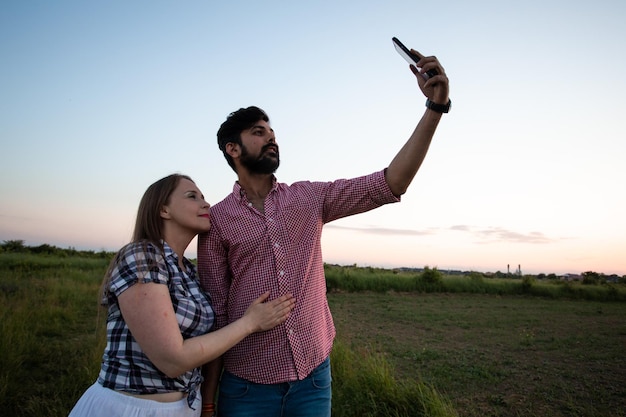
425;98;451;113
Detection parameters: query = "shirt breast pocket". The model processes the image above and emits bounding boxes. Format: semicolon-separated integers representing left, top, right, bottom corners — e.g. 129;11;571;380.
224;215;272;260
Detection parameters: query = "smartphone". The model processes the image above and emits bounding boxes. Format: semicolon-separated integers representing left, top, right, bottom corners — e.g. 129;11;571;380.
392;37;438;79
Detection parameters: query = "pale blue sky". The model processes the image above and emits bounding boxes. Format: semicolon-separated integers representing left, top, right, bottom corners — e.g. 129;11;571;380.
1;0;625;275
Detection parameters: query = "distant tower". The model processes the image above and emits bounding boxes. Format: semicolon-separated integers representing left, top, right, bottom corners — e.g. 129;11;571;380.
507;264;510;276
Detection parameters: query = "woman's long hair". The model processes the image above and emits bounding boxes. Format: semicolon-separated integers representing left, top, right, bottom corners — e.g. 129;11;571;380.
99;174;193;305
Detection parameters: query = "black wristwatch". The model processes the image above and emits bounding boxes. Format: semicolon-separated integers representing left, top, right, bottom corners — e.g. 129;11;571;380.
425;98;451;113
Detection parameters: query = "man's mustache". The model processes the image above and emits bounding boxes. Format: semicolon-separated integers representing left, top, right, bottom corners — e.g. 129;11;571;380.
262;144;279;154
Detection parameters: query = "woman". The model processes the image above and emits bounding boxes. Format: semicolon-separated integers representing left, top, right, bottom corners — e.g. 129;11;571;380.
69;174;295;417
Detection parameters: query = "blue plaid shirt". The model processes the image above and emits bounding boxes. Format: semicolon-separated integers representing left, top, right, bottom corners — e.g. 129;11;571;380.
98;240;214;408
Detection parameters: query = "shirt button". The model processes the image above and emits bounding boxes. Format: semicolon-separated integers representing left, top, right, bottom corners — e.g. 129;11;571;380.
279;270;285;276
288;329;294;335
274;243;280;248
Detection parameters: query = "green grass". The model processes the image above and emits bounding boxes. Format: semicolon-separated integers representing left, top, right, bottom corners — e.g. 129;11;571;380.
0;254;107;416
329;291;626;417
1;253;625;417
325;264;626;301
331;339;457;417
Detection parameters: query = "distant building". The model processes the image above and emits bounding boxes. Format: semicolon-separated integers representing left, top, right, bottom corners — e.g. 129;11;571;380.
561;273;582;282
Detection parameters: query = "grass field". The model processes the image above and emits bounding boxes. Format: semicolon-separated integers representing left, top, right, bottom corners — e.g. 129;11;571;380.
0;254;107;416
329;291;626;417
1;251;624;416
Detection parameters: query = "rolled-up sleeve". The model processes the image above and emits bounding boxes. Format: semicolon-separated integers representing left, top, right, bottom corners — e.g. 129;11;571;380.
321;169;400;224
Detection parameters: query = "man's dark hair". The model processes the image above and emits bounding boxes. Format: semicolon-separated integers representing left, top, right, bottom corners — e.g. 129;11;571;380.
217;106;270;171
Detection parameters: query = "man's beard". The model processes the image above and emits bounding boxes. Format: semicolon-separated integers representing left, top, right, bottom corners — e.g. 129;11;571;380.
240;143;280;175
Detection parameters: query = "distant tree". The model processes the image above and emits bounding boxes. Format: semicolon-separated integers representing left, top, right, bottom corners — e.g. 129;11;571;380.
421;266;443;284
468;271;484;282
1;240;26;252
581;271;602;285
521;275;535;290
31;243;58;255
547;273;558;280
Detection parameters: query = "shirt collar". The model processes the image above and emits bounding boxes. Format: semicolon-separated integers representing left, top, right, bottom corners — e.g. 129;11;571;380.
161;240;175;259
161;240;192;269
232;176;278;202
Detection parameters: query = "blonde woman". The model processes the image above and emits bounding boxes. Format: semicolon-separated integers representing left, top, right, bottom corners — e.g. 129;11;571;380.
69;174;295;417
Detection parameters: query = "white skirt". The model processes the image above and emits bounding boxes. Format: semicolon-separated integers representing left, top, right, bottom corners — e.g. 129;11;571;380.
68;382;201;417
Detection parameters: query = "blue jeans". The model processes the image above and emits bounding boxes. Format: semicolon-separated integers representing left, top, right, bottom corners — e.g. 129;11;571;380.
217;357;332;417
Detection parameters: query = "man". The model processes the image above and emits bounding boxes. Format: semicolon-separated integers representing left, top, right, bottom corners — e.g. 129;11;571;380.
198;51;450;417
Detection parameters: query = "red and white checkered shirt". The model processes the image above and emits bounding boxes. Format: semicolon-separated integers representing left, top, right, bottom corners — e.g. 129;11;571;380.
197;169;399;384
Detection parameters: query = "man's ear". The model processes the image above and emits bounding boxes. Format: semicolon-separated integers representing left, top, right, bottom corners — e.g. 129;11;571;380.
225;142;240;159
160;205;171;220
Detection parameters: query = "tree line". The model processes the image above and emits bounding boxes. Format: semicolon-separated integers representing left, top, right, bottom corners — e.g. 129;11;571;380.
0;240;114;259
2;239;624;283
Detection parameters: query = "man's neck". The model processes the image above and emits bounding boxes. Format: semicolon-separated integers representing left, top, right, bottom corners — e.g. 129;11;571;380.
237;172;273;212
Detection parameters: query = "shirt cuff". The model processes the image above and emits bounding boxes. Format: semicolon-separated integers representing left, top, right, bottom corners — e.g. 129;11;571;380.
370;169;401;204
